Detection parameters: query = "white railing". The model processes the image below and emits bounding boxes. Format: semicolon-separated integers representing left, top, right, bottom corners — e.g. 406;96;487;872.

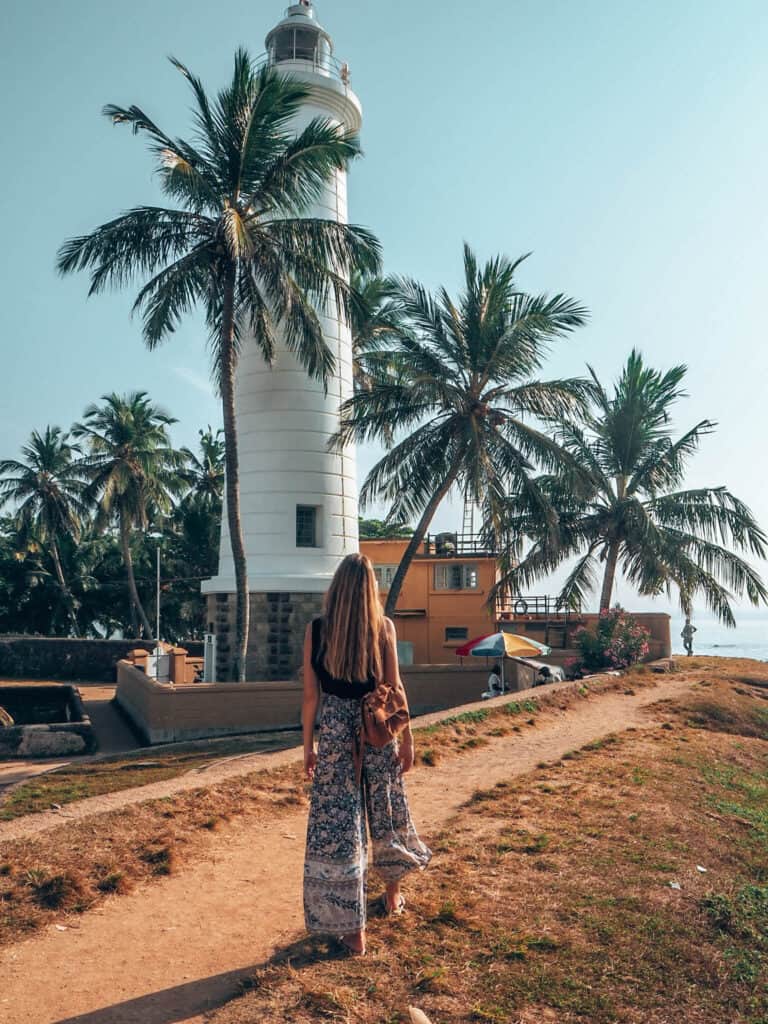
253;50;351;86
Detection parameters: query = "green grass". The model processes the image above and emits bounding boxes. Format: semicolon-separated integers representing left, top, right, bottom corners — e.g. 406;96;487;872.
421;708;492;736
502;698;538;717
702;762;768;845
701;885;768;986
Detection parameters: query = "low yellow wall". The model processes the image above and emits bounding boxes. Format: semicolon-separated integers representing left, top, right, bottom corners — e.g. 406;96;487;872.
507;612;671;661
116;661;499;745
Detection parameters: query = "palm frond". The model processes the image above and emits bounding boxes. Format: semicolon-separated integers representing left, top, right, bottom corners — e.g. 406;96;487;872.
57;207;211;295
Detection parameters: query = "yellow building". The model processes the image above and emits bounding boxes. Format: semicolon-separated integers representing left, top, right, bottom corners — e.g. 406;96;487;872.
360;535;497;664
360;536;673;667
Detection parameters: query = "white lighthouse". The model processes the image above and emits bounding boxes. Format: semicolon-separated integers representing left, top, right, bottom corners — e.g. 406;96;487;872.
203;3;362;679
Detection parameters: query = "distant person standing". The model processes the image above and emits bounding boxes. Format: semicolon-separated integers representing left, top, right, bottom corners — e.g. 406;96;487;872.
681;617;697;656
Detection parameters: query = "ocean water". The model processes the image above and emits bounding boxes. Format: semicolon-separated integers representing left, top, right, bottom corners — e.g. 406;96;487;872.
670;611;768;662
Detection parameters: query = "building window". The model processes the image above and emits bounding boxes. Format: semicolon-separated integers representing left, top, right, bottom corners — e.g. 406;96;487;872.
445;627;469;642
373;564;399;591
434;563;479;590
296;505;319;548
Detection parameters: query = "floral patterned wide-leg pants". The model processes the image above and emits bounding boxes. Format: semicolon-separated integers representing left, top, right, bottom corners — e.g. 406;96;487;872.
303;693;432;936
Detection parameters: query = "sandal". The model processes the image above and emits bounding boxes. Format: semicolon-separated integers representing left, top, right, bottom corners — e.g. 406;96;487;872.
381;892;406;916
336;934;366;957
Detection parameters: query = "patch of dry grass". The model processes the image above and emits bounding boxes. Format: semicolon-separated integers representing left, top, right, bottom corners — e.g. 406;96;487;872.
411;676;630;768
0;732;301;821
206;672;768;1024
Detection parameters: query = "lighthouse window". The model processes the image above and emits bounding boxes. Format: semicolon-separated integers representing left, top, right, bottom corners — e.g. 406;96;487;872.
273;28;318;63
296;505;319;548
294;29;318;60
273;30;295;62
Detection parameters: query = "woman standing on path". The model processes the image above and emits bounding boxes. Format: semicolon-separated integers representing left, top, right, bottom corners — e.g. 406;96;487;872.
302;554;432;956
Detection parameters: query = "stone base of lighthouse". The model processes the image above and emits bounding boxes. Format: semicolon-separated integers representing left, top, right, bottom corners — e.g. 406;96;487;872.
208;591;324;681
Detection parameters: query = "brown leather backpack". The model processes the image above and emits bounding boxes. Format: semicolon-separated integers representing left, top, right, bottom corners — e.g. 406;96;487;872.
361;678;410;748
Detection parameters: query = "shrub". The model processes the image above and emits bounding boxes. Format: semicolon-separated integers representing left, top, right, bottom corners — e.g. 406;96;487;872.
573;607;650;672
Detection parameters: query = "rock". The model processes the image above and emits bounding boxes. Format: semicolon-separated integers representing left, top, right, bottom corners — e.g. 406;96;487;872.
0;706;14;728
17;731;86;757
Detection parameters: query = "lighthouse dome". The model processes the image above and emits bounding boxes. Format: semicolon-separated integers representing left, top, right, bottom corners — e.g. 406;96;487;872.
266;3;333;70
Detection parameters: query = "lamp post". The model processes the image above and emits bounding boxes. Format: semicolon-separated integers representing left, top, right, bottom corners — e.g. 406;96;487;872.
148;532;163;645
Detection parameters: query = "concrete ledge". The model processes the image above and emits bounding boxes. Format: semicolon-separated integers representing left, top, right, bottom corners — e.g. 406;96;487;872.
115;661;502;745
115;661;304;744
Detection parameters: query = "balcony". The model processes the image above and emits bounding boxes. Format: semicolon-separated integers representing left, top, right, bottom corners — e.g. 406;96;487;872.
416;532;497;559
495;594;585;649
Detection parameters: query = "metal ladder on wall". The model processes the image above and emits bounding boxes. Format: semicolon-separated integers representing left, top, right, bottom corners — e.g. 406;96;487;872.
460;494;474;554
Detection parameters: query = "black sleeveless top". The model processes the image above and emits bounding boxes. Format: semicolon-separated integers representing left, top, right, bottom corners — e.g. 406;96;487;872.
311;617;377;700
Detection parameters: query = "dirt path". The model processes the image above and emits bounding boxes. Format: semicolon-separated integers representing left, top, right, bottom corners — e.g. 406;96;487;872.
0;675;693;1024
0;676;601;843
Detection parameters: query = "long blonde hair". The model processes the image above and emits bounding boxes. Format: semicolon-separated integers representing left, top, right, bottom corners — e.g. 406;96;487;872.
321;553;386;682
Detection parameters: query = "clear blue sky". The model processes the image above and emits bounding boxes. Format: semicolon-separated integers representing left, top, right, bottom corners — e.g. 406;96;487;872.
2;0;767;614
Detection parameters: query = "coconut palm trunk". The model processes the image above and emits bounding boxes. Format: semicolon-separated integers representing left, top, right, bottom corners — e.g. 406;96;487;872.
599;540;620;612
119;514;153;639
384;463;461;618
49;538;80;636
219;264;249;682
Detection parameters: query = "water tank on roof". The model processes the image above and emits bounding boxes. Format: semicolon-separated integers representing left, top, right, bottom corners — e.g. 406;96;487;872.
435;532;458;555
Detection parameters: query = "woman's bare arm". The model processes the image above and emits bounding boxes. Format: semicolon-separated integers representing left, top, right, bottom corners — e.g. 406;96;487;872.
302;623;321;779
383;617;414;772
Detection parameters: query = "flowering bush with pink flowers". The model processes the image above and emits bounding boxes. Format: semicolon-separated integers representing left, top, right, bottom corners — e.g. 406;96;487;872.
572;607;650;672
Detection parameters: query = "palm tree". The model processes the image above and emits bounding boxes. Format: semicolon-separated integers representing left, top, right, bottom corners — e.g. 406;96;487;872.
180;426;225;509
73;392;183;639
349;271;405;393
334;244;590;617
497;350;767;624
57;51;381;680
0;427;87;635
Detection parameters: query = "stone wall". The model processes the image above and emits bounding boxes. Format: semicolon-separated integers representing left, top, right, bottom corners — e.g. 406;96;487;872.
208;592;324;681
0;637;203;682
0;685;96;757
